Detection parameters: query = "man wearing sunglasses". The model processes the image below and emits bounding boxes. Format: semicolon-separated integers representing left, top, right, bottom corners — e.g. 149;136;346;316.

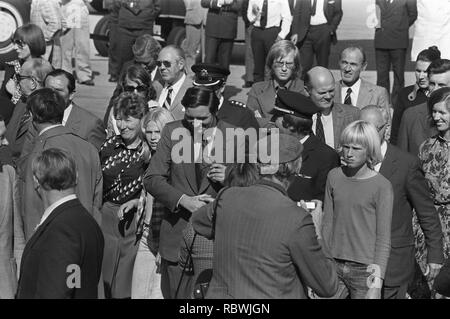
270;89;339;203
157;45;191;120
5;58;53;163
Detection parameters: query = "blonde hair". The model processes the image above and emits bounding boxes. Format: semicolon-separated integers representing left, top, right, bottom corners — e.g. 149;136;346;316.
141;107;175;133
340;120;382;169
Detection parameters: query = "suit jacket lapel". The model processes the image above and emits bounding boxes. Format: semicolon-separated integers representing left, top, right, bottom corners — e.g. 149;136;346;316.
380;144;396;179
335;81;342;104
332;103;344;148
65;104;82;133
356;80;370;107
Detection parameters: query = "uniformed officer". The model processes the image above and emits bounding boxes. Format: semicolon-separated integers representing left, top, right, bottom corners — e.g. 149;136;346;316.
191;63;260;130
270;90;340;202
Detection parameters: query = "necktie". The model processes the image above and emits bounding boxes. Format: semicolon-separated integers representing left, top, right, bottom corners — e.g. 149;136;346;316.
311;0;317;15
344;87;352;105
16;110;31;139
195;137;209;189
163;87;173;110
260;0;268;28
315;113;325;143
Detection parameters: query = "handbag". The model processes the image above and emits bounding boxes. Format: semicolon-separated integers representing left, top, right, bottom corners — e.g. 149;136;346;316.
175;187;229;299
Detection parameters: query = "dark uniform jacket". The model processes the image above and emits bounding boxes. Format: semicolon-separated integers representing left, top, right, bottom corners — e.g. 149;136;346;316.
288;134;340;202
201;0;239;39
291;0;343;45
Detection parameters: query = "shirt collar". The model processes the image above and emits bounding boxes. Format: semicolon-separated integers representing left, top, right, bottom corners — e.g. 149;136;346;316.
62;103;73;126
300;135;310;144
342;78;361;91
257;178;288;196
380;140;387;160
166;73;186;91
39;124;63;136
36;194;77;229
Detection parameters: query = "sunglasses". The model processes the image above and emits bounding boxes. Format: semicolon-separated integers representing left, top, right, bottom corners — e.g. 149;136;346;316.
11;38;25;48
16;74;34;82
156;60;173;68
123;85;148;93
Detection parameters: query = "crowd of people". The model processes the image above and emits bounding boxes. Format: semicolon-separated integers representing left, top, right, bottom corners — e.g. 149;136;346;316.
0;0;449;300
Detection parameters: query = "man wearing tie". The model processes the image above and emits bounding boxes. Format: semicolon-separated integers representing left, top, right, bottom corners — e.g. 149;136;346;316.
374;0;417;106
334;46;391;113
290;0;343;78
247;0;292;83
305;66;360;150
157;45;192;120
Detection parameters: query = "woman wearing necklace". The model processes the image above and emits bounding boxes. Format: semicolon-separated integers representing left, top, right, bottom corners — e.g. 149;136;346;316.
321;120;394;299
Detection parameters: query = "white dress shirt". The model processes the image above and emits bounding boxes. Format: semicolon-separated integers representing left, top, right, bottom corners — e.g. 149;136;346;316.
340;78;362;106
158;73;187;108
36;194;77;229
310;0;328;25
374;141;388;173
312;111;334;149
62;103;73;126
247;0;293;39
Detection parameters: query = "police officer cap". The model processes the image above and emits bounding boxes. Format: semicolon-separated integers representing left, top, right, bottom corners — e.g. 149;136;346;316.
272;90;319;119
192;63;230;87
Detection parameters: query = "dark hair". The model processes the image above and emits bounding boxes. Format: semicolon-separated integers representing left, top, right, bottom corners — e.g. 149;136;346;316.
224;163;259;187
32;148;77;191
45;69;76;93
417;46;441;63
0;114;4;122
119;64;157;101
428;87;450;120
282;114;313;136
427;59;450;76
13;24;46;58
181;86;220;114
28;88;65;124
113;92;149;119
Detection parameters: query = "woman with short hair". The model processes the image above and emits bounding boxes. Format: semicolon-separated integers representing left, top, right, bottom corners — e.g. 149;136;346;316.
1;24;46;104
322;120;394;299
100;92;150;298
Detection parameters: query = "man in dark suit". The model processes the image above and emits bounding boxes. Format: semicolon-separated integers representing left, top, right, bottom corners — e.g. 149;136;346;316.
290;0;343;77
361;105;443;299
192;133;338;298
17;148;104;299
19;89;103;240
397;59;449;156
44;69;106;150
374;0;417;106
192;62;260;130
269;90;339;202
0;95;14;126
5;58;53;162
144;86;241;298
305;66;360;150
201;0;239;71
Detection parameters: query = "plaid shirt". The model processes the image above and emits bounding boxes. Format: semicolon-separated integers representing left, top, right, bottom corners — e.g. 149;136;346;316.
30;0;62;42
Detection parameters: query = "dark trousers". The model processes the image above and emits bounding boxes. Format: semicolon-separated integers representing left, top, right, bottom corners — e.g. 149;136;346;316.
375;48;406;107
108;23;120;77
251;27;280;82
297;24;332;78
112;26;153;77
161;258;192;299
204;36;234;71
382;282;409;299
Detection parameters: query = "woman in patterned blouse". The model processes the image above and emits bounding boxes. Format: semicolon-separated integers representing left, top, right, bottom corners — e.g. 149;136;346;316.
419;88;450;263
0;24;45;104
100;92;149;298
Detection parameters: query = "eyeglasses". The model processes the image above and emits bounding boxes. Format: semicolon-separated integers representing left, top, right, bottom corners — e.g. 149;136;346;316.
16;74;34;82
273;61;295;69
156;60;173;68
376;123;387;132
11;38;25;48
123;85;148;93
